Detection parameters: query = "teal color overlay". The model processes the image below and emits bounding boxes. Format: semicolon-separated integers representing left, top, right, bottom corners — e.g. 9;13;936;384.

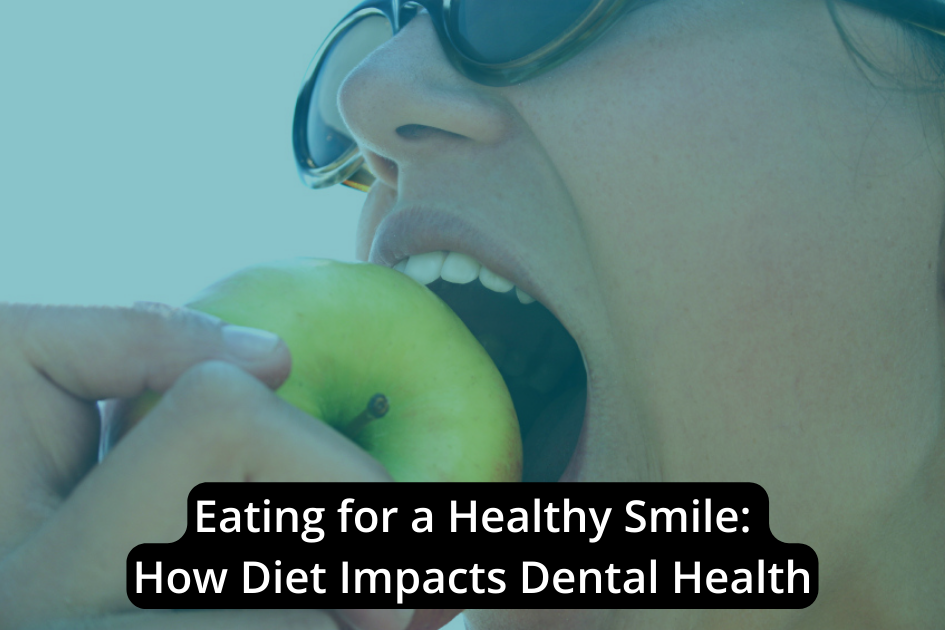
0;1;364;306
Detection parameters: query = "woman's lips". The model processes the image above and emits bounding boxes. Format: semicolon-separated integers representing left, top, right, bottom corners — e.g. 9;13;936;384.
368;207;535;303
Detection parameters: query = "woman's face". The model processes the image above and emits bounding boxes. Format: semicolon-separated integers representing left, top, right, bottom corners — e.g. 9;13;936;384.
338;0;945;627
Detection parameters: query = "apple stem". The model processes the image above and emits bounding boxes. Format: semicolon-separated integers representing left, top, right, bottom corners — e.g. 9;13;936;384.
345;393;389;438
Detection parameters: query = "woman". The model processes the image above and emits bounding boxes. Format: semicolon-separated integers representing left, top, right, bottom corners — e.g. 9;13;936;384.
0;0;942;628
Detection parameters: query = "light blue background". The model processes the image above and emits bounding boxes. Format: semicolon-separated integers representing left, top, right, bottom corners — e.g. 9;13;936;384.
0;0;365;307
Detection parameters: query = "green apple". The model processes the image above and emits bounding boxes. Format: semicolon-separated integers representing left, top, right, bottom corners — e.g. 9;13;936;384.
110;258;522;483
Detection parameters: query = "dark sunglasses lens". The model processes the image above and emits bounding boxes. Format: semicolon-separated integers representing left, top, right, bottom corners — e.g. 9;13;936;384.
452;0;598;64
307;14;391;168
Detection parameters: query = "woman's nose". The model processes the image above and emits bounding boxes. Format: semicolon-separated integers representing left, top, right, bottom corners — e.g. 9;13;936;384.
337;10;513;189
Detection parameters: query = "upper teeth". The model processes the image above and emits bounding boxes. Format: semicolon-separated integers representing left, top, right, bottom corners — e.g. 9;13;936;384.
394;251;536;304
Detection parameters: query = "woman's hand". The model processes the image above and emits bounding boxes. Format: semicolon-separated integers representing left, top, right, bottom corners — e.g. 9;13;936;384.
0;302;411;630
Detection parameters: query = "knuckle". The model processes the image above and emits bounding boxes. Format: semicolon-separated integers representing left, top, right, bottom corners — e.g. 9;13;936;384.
163;360;272;464
172;359;247;404
168;362;251;431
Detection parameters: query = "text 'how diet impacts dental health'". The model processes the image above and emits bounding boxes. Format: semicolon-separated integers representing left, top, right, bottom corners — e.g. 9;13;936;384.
127;483;816;607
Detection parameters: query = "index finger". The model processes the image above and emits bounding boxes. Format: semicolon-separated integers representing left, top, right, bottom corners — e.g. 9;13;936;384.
9;302;290;398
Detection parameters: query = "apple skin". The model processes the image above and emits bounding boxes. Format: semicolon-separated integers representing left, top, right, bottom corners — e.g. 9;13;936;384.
111;258;522;483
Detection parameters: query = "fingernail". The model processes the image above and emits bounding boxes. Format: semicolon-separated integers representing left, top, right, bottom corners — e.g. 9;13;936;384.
222;325;281;359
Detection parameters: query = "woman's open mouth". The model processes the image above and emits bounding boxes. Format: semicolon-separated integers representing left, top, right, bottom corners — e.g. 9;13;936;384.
390;250;587;482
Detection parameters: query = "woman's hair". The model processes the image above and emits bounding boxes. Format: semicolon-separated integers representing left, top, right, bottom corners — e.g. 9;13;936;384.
839;0;945;31
827;0;945;159
830;0;945;94
832;1;945;251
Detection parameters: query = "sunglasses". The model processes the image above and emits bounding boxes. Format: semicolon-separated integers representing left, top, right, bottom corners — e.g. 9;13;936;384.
292;0;637;192
292;0;945;194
